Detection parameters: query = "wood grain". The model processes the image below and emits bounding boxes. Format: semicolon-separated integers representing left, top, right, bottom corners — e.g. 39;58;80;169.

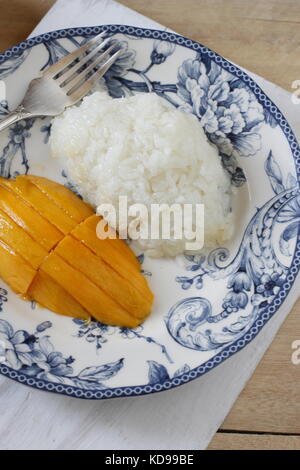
0;0;54;50
1;0;299;90
118;0;300;91
221;297;300;435
0;0;299;450
208;432;300;450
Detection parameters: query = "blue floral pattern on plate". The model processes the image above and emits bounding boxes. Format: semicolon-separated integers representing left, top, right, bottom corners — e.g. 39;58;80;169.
0;319;124;390
0;25;299;400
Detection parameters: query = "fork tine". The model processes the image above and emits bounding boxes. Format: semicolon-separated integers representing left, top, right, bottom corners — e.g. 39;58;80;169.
88;49;123;86
62;44;119;94
43;31;106;78
55;37;112;85
68;50;122;103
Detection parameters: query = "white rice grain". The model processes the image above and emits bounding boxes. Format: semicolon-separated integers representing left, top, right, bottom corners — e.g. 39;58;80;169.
50;92;234;257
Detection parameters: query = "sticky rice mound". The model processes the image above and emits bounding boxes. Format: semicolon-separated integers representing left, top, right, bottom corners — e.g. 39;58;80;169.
50;92;234;257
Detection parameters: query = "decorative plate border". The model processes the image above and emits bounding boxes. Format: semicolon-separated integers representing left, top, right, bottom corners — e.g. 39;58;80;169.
0;25;299;400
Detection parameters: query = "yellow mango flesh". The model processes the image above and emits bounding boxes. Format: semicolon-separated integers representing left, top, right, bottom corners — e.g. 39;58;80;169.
28;270;90;320
0;183;63;251
0;208;47;269
72;216;153;303
23;174;94;222
0;239;36;295
0;175;153;327
40;252;141;328
1;176;77;234
91;215;140;269
55;235;151;320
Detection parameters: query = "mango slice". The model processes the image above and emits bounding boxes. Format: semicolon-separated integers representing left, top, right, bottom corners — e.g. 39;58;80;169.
72;216;153;302
40;252;141;328
55;235;151;319
0;175;153;327
0;239;36;295
0;183;63;251
23;175;93;222
1;176;77;234
0;209;47;269
88;214;140;269
28;270;90;320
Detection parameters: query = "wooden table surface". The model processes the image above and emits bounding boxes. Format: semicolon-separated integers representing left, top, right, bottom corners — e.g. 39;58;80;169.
0;0;299;451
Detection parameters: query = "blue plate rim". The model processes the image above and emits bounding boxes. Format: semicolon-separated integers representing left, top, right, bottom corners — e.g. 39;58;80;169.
0;24;299;400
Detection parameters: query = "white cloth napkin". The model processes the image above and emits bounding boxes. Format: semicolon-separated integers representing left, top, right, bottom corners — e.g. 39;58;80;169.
0;0;299;451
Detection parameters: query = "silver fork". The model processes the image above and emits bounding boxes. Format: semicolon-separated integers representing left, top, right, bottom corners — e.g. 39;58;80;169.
0;32;122;132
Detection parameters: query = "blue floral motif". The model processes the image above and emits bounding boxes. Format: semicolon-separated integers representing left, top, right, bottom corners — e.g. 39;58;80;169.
150;40;176;65
228;271;251;292
74;319;173;363
148;360;170;383
177;56;266;185
252;271;285;307
223;290;248;310
265;150;300;256
20;336;75;382
72;359;124;390
0;108;34;177
257;272;285;297
147;360;190;384
61;169;84;198
171;151;299;351
119;326;173;363
219;271;251;316
35;321;53;333
0;320;39;371
102;39;136;98
42;37;85;70
176;254;205;289
0;100;8;116
74;319;113;351
279;221;299;257
135;253;152;277
0;50;30;79
176;275;202;290
40;123;51;144
0;319;124;389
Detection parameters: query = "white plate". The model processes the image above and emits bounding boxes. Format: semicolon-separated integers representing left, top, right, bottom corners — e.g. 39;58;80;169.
0;25;299;399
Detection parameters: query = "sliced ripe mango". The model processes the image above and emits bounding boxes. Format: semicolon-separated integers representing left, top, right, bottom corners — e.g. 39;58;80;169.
55;235;151;320
0;176;153;327
28;270;90;320
23;175;93;222
0;239;36;295
0;184;63;251
90;215;140;268
40;251;141;328
72;216;153;302
2;176;77;234
0;208;47;269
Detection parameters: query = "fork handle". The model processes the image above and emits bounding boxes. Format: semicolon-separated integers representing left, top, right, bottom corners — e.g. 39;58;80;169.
0;106;33;132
